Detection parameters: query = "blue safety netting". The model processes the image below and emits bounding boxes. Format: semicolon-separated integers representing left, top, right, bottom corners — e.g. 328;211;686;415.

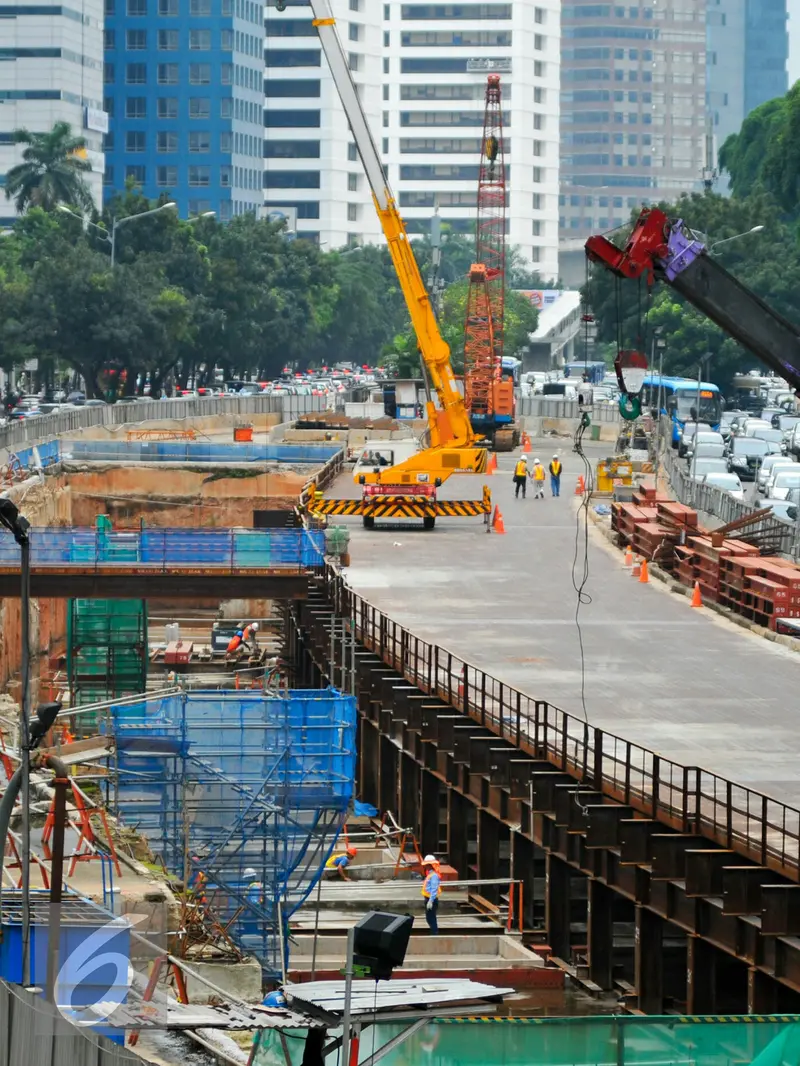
0;527;325;568
61;440;340;464
109;689;356;976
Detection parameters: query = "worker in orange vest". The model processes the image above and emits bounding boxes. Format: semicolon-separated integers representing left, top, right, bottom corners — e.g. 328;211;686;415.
549;454;562;497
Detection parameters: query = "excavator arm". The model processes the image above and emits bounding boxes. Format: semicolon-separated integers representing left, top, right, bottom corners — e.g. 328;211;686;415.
303;2;486;485
585;208;800;392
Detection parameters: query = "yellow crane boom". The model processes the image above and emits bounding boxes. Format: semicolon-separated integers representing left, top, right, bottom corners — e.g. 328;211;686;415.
304;2;487;486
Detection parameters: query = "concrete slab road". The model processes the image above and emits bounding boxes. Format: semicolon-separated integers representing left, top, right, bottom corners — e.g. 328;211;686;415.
331;438;800;807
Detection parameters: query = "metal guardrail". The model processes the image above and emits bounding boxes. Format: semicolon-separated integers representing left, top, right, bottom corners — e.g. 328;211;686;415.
0;394;328;456
324;569;800;882
0;527;325;570
661;442;797;555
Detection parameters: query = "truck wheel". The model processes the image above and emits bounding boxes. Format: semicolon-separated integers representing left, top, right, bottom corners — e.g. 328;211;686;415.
423;516;435;531
363;516;375;530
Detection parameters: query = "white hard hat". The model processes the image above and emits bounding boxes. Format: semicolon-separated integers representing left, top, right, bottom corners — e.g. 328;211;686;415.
422;854;437;865
553;454;559;459
243;867;257;879
520;454;527;461
251;622;259;631
534;457;542;464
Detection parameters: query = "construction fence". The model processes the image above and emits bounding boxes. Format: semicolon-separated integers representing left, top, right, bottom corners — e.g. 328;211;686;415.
255;1015;800;1066
109;688;357;976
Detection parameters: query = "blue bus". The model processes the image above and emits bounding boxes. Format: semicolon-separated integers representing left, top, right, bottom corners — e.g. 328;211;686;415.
640;375;722;445
564;360;606;384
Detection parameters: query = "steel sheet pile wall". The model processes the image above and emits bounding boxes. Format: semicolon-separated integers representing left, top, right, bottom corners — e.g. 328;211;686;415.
110;689;356;975
0;527;325;570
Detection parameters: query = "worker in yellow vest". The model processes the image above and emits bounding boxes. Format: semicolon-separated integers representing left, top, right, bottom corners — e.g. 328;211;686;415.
513;455;528;499
549;454;562;497
531;458;546;499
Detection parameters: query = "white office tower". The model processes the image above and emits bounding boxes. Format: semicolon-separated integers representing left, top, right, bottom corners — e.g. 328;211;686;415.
0;0;105;224
264;0;382;246
383;1;561;280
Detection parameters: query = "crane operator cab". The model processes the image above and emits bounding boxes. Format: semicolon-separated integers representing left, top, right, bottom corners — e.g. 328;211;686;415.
353;439;422;483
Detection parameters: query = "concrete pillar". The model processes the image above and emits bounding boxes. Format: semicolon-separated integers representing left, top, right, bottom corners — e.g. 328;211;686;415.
588;879;614;990
546;854;571;961
420;771;440;857
687;935;717;1014
635;906;664;1014
748;967;778;1014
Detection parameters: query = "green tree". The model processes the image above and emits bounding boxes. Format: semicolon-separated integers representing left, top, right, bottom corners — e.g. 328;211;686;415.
5;121;93;214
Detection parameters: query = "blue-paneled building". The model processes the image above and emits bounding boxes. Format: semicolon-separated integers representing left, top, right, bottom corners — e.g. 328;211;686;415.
103;0;264;219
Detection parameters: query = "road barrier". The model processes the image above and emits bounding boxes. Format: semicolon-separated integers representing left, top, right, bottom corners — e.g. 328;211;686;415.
325;568;800;882
661;442;798;556
0;394;328;455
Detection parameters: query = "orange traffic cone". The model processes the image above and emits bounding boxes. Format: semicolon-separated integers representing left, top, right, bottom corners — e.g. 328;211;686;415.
639;558;649;584
574;475;585;496
631;555;641;578
487;452;497;474
691;581;703;608
522;434;532;454
624;545;633;569
492;507;506;534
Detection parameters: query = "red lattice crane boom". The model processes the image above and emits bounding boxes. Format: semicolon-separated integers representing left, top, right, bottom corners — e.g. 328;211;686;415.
463;75;516;450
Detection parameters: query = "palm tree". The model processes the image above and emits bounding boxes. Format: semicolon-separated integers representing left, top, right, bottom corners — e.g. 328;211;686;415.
5;121;94;214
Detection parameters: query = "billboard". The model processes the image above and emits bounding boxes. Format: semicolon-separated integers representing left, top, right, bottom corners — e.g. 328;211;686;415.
517;289;561;310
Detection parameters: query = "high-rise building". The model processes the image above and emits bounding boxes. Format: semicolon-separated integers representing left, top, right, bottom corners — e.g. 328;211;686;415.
103;0;265;219
263;0;382;247
559;0;707;241
383;1;561;280
0;0;105;225
707;0;787;160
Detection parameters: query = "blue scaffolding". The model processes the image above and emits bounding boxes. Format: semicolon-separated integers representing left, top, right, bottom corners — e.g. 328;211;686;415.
110;689;356;976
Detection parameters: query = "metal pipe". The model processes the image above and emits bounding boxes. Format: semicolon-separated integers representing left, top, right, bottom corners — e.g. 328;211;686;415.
20;535;31;986
340;926;355;1066
44;755;68;1002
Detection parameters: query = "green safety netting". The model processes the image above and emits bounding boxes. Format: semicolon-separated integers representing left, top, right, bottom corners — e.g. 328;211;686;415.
252;1016;800;1066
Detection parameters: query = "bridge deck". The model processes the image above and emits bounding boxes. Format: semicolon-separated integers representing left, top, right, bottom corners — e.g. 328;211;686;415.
334;440;800;807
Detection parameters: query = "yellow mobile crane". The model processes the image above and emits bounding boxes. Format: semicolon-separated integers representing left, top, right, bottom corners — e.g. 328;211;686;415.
290;0;491;531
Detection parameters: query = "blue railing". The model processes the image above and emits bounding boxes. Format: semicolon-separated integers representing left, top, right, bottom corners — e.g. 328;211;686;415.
0;527;325;570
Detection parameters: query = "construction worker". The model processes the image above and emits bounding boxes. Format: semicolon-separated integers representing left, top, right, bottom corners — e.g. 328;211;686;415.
242;621;259;652
549;454;562;497
513;455;528;498
226;622;246;655
531;458;546;499
324;845;358;880
421;854;441;935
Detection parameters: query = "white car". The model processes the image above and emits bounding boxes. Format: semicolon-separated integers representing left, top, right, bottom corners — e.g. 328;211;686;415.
767;469;800;500
701;472;745;501
691;457;728;481
758;456;796;495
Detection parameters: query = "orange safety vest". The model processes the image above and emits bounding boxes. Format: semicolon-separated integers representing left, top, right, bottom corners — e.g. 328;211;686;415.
550;460;562;476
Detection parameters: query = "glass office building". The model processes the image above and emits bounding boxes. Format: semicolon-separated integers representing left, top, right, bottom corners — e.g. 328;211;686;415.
103;0;265;218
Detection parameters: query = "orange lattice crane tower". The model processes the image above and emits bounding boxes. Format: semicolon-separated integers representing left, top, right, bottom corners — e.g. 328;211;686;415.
463;75;517;451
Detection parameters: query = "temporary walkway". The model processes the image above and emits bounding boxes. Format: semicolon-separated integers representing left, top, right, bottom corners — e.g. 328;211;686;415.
0;526;323;598
333;440;800;807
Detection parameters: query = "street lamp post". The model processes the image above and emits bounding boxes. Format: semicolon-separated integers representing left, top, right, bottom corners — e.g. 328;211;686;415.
58;202;178;267
708;225;764;254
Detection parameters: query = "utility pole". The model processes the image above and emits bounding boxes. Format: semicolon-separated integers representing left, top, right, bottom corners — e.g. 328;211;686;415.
652;328;664;489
